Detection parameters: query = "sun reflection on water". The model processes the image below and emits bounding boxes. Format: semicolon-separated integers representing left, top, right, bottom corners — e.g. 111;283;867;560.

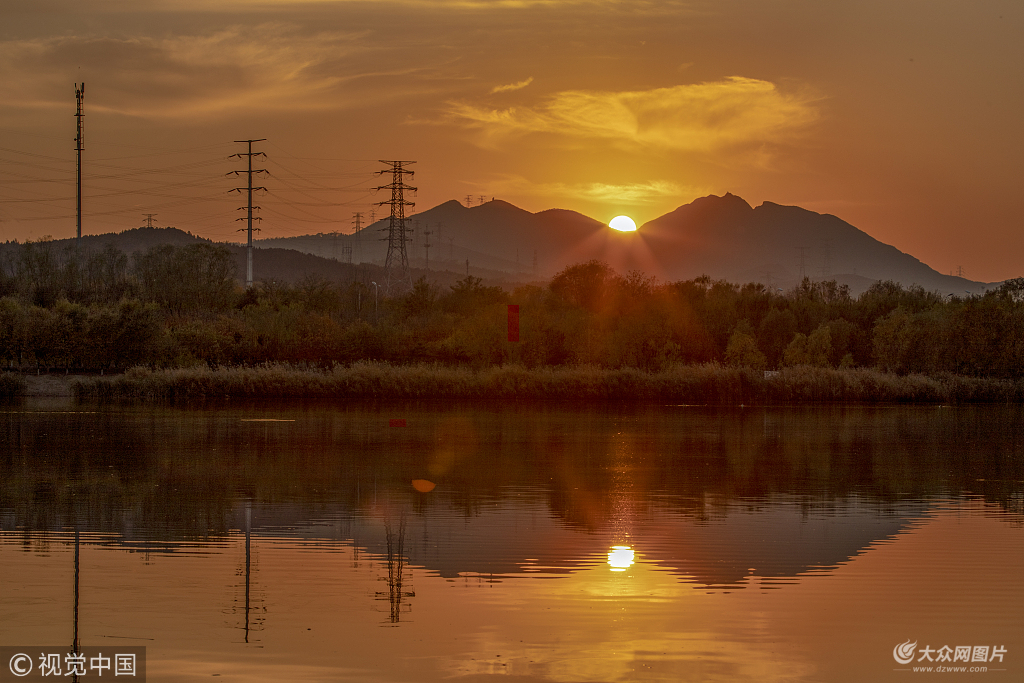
607;545;634;571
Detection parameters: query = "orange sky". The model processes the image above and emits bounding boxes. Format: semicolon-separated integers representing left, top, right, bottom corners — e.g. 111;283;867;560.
1;0;1021;282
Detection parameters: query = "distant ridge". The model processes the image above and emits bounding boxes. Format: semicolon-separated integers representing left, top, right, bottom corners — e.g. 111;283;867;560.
260;194;996;295
0;226;516;290
3;196;1000;296
637;193;993;295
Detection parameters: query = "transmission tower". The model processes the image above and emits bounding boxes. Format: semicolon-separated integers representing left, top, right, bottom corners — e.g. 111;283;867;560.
375;160;416;294
229;139;267;288
74;83;85;249
465;195;473;207
142;213;157;228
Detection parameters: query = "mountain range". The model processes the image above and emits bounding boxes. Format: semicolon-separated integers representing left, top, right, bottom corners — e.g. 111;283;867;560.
258;194;995;296
3;194;997;296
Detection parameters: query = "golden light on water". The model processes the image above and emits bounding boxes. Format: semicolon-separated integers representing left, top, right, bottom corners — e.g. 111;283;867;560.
608;216;637;232
607;545;634;571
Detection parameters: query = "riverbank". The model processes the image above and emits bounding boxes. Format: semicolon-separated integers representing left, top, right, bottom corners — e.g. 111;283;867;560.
65;363;1024;403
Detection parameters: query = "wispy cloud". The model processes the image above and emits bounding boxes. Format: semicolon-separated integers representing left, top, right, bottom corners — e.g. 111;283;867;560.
448;77;821;152
488;176;708;206
169;0;690;10
0;25;449;120
490;77;533;94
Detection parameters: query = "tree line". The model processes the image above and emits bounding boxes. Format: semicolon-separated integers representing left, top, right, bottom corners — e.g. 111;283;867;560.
1;239;1022;377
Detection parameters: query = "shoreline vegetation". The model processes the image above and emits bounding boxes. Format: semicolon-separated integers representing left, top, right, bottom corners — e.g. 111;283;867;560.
58;363;1024;403
5;241;1024;403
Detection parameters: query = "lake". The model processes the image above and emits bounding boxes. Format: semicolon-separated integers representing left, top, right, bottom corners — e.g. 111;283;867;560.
1;400;1022;682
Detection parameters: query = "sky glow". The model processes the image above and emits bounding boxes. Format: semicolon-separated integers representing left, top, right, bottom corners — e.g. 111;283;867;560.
0;0;1021;280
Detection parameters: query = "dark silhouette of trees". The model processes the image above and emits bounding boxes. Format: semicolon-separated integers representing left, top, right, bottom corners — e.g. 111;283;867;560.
2;245;1023;379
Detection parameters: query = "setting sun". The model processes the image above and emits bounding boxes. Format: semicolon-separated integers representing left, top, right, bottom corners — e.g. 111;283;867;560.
609;216;637;232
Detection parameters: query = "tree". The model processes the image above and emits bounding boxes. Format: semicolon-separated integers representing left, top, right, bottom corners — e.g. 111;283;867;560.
725;330;767;371
135;243;236;311
758;308;798;367
550;261;615;312
783;324;832;368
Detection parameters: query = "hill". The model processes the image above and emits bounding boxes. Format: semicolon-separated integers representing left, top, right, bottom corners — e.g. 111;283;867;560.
3;196;1000;296
0;226;519;291
259;195;997;295
636;193;990;295
257;199;607;280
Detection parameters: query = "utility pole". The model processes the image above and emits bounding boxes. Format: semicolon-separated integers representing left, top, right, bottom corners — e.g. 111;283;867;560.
352;212;363;264
74;83;84;250
796;246;808;280
375;160;416;295
229;139;267;288
423;224;432;270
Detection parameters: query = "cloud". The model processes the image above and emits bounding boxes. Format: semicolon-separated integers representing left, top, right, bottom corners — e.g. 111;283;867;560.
490;77;534;94
447;77;821;152
171;0;688;9
488;176;708;206
0;25;449;121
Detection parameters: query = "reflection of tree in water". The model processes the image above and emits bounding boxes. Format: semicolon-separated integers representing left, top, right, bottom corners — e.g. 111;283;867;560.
3;404;1023;543
375;513;414;624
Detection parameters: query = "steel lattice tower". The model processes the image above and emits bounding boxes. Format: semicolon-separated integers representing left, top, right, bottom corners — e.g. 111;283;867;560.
229;139;267;289
375;160;416;294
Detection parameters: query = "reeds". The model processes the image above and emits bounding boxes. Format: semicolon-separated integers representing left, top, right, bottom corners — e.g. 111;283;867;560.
69;362;1024;403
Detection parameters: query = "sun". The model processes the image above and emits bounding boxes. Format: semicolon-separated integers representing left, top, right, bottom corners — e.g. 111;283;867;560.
609;215;637;232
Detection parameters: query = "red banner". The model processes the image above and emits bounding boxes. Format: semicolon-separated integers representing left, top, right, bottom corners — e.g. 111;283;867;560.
507;304;520;342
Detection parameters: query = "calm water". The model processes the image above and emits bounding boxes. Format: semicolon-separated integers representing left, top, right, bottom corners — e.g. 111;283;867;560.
1;400;1022;682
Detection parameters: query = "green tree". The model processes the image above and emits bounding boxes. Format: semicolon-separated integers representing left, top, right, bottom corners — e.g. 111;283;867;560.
550;261;616;312
783;324;832;367
725;330;767;371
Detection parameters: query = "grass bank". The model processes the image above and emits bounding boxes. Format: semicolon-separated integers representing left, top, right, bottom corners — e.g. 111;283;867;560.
69;363;1024;403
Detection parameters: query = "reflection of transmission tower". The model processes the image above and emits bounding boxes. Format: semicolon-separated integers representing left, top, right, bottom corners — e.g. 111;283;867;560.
376;514;414;623
229;501;265;644
375;161;416;294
